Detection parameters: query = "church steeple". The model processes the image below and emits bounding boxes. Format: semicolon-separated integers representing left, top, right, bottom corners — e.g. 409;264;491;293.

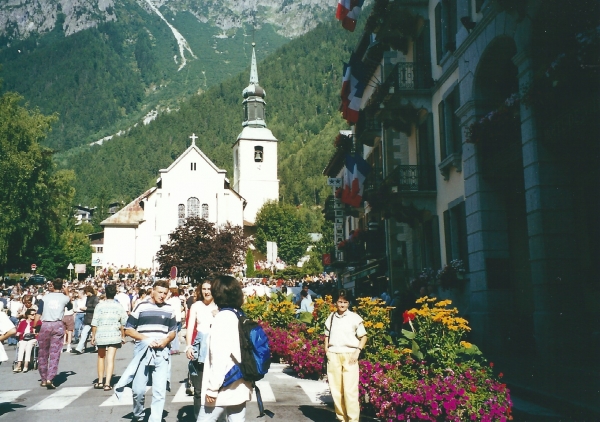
242;43;267;128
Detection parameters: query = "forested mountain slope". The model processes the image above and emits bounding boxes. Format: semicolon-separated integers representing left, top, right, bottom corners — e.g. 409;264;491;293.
0;0;336;152
63;16;363;212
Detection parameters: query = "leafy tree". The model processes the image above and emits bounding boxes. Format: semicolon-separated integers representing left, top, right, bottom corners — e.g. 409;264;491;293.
245;249;256;278
255;201;310;265
156;217;248;283
302;250;324;276
0;90;76;270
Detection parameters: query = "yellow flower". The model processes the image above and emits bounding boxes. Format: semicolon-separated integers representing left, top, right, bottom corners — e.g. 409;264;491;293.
374;322;384;329
401;348;412;354
427;297;437;302
364;321;373;328
415;297;428;304
435;299;452;307
460;341;472;348
307;328;315;334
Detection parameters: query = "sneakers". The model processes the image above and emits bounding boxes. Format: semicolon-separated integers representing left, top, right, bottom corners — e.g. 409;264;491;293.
71;349;82;354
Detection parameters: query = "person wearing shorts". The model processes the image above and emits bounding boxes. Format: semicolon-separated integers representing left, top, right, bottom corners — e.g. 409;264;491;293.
91;284;127;391
62;296;75;353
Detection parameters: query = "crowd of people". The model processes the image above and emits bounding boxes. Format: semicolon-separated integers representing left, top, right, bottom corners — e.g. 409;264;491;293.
0;271;370;422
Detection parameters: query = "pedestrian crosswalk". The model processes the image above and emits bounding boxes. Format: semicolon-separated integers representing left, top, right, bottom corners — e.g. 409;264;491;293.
0;370;332;412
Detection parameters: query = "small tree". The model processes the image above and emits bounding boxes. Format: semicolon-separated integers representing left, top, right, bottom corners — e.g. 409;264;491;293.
156;217;248;283
255;201;310;265
245;249;256;277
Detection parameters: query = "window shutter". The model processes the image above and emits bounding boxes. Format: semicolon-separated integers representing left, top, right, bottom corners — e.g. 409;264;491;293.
443;209;452;264
451;85;462;154
438;100;447;160
435;3;443;63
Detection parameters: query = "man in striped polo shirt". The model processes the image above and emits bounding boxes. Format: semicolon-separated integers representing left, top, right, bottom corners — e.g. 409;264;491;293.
125;280;177;422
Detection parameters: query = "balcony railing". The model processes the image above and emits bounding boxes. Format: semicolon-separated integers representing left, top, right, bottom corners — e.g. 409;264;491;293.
387;165;436;191
394;62;434;91
356;111;380;146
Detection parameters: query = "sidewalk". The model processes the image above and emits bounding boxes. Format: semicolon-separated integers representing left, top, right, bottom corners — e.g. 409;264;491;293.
497;355;600;421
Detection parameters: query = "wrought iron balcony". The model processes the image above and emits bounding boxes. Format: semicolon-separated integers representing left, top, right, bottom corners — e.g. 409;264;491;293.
387;165;436;191
356;111;380;146
395;62;434;91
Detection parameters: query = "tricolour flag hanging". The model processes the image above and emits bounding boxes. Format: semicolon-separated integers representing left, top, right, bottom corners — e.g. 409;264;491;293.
340;154;356;206
340;56;366;124
339;62;352;118
340;153;371;208
336;0;365;32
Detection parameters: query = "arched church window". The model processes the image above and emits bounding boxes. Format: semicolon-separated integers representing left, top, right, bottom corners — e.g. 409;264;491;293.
254;146;264;162
187;197;200;218
178;204;185;226
202;204;209;219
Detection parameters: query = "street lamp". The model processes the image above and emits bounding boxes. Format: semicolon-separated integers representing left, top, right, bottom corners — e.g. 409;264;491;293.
67;262;74;282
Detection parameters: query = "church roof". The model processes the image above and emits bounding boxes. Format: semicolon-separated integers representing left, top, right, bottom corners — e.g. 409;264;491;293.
100;187;156;227
160;142;226;174
235;126;278;144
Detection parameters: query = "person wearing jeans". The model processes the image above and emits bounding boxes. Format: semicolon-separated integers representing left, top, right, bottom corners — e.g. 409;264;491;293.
73;286;98;354
73;291;86;343
124;280;176;422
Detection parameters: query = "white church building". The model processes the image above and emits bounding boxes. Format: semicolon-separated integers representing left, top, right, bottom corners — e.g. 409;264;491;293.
100;43;279;273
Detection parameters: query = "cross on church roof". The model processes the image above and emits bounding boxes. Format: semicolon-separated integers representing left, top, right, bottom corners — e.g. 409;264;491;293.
189;133;198;145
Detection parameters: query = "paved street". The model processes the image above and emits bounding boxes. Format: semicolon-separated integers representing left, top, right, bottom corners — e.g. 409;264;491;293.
0;341;337;422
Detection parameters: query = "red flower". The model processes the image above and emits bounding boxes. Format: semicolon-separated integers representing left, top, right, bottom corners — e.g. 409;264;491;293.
403;311;415;323
499;372;504;378
490;362;494;368
470;386;477;393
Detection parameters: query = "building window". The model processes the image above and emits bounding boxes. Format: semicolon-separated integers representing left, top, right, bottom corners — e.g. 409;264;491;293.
187;198;199;218
96;247;103;253
190;162;197;171
435;0;457;63
202;204;209;219
254;146;264;162
439;85;462;160
178;204;186;226
443;200;469;270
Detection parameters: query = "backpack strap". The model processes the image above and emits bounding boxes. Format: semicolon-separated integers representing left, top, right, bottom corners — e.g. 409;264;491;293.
219;307;244;318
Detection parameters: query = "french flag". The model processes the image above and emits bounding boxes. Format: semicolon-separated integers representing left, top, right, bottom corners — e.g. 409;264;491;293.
336;0;365;32
341;153;371;208
342;57;366;124
345;78;365;124
339;62;352;117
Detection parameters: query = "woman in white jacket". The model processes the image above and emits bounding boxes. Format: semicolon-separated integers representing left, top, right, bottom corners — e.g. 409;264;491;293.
198;275;252;422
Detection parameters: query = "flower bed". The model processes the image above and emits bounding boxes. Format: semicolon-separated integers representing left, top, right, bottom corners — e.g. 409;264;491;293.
243;294;511;420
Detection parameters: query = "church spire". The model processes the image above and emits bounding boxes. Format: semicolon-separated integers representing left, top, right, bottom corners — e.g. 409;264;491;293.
242;43;267;128
249;43;259;85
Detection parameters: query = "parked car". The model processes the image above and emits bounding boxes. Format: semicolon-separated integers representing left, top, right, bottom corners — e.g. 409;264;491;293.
26;275;46;286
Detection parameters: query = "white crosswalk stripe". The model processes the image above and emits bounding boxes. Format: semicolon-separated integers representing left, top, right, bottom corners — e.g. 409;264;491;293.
298;381;332;404
251;380;276;402
28;387;92;410
3;377;327;411
100;386;150;406
172;384;193;403
0;390;30;403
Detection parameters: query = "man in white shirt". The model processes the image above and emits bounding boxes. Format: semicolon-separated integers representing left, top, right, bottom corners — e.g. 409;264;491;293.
115;287;132;314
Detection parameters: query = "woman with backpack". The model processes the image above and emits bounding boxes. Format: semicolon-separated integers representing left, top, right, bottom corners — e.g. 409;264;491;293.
199;275;252;422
